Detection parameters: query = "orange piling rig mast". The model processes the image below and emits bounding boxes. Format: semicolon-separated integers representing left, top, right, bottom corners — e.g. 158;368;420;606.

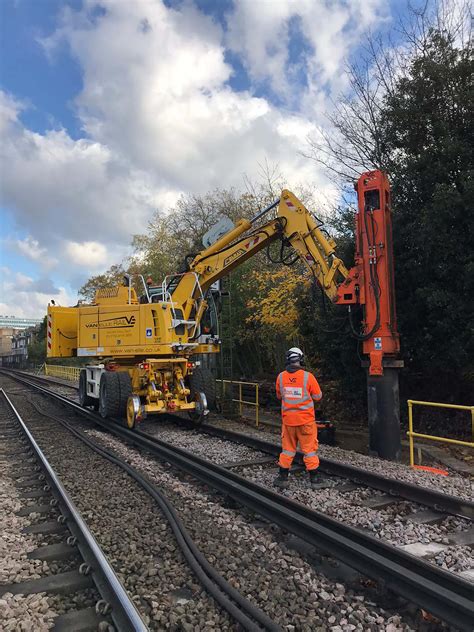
336;171;402;459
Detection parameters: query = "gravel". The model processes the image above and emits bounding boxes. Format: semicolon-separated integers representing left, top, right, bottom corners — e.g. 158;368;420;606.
432;545;474;572
143;415;473;580
0;472;50;585
0;593;56;631
1;376;463;629
240;465;473;553
84;427;421;631
141;422;269;464
4;389;235;631
18;373;474;500
205;416;473;500
0;404;57;630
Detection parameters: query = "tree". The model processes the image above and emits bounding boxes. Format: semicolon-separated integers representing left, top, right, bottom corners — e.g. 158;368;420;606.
79;263;126;301
306;1;472;183
27;316;47;365
241;267;308;371
305;3;473;406
382;30;473;401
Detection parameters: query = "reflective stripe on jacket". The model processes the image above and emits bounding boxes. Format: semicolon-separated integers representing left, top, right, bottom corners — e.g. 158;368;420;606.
276;369;322;426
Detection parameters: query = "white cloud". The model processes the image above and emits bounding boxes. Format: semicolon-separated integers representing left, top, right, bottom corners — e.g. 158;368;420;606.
0;91;25;133
0;0;390;309
226;0;388;107
65;240;108;268
44;0;325;194
0;267;75;319
0;102;161;246
4;236;58;270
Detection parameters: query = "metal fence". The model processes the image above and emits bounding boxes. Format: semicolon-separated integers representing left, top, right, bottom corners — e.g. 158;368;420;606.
44;364;81;382
216;379;260;426
407;399;474;471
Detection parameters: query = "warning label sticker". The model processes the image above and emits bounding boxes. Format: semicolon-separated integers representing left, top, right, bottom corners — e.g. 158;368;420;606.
374;337;382;350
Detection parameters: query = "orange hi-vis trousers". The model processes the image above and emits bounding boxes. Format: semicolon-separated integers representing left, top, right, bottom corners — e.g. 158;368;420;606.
278;422;319;471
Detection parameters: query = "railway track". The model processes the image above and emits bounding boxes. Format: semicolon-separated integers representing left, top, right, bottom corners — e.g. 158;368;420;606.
179;421;474;519
11;369;474;517
144;419;474;581
2;369;473;631
13;370;79;394
1;374;289;631
0;388;145;632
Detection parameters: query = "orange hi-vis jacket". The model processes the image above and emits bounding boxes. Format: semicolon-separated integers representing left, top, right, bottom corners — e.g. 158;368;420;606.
276;369;322;426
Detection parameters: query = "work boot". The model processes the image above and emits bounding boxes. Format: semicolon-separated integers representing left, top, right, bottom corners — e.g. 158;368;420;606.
308;469;319;489
273;467;289;489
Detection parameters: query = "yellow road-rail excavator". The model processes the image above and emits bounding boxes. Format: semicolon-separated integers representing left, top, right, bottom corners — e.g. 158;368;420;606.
47;171;401;460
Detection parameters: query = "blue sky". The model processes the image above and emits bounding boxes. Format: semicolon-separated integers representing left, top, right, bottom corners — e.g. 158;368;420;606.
1;0;410;317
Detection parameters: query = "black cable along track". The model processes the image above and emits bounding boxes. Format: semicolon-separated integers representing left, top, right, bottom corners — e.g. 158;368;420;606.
14;388;281;632
2;370;474;631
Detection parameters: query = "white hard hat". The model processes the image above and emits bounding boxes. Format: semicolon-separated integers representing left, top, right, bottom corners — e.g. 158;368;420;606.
286;347;304;364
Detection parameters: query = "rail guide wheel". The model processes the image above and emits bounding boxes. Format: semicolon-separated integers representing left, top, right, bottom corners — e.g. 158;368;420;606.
188;391;209;426
126;395;143;429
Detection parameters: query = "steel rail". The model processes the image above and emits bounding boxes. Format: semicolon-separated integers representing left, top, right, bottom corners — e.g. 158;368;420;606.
3;372;474;631
2;372;280;631
197;423;474;519
10;368;79;390
0;388;146;632
115;430;474;632
26;396;281;632
12;370;473;519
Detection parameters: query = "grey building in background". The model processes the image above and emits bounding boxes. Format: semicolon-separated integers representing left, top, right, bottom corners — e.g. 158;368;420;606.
0;315;43;330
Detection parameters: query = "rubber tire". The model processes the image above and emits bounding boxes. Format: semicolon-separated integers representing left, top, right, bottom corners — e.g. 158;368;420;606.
116;372;132;413
79;369;95;408
189;368;216;411
99;372;121;419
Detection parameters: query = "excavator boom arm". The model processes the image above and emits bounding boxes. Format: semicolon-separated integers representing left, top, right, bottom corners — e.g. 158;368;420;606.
172;189;349;309
173;171;399;378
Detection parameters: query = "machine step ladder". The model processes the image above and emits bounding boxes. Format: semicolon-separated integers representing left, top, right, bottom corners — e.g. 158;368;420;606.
218;275;237;417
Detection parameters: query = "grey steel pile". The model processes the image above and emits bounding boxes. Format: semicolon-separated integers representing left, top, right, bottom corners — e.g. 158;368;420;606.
0;373;428;631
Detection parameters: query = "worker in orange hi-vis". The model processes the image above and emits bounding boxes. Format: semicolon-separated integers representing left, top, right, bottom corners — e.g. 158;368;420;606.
274;347;322;489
